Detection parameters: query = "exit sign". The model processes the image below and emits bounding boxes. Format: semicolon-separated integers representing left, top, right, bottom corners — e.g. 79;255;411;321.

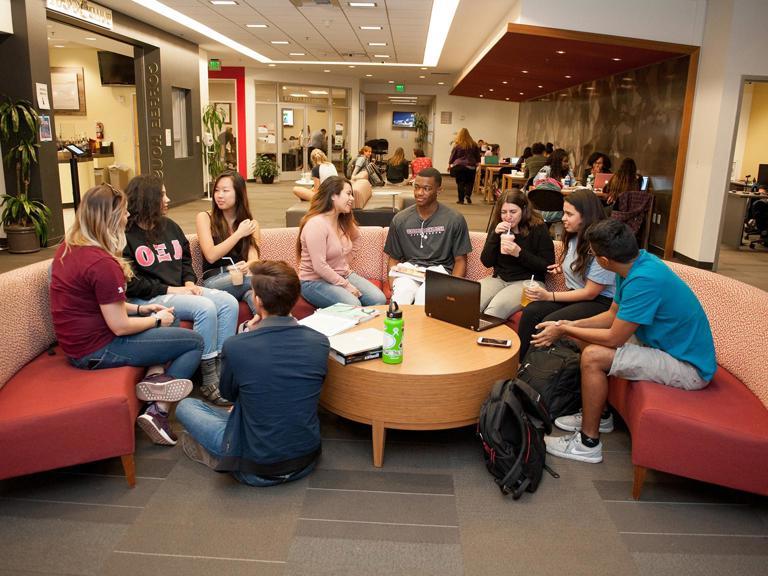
209;59;222;71
395;84;405;93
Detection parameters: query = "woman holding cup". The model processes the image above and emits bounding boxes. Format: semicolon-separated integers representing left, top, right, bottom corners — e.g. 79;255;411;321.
124;175;238;407
517;188;615;359
479;188;555;320
196;170;261;315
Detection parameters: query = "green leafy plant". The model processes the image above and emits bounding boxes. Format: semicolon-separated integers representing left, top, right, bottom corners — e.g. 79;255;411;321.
0;96;50;244
414;113;429;150
202;103;226;180
252;154;279;182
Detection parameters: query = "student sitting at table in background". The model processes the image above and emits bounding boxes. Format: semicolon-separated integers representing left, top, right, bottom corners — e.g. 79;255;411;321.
523;142;547;181
513;146;533;172
292;149;338;202
175;260;330;486
196;170;261;316
517;188;614;359
297;176;386;308
606;158;653;241
532;148;574;188
386;147;410;184
408;148;433;183
479;189;555;319
603;157;641;208
123;175;238;407
581;152;612;187
384;167;472;305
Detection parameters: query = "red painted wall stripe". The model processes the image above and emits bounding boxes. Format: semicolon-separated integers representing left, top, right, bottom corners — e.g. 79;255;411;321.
208;67;247;179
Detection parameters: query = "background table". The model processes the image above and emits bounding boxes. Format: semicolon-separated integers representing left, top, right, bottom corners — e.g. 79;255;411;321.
372;188;402;210
321;305;520;466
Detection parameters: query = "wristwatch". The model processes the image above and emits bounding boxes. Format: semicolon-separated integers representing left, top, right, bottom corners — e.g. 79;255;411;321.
151;312;161;328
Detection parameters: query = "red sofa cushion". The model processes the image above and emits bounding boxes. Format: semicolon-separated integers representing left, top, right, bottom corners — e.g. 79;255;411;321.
608;366;768;496
0;347;142;480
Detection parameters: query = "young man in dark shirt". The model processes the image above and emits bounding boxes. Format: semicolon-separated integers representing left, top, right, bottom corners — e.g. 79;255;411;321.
175;261;330;486
384;167;472;305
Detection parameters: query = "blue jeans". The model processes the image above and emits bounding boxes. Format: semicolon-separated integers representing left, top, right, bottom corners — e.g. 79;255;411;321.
130;288;238;360
69;327;203;379
175;398;316;487
301;272;386;308
203;270;256;314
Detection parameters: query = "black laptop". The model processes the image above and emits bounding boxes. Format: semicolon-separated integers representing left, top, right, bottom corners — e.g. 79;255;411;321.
424;270;505;332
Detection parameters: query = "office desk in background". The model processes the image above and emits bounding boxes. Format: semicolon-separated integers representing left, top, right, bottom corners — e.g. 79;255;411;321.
722;191;767;248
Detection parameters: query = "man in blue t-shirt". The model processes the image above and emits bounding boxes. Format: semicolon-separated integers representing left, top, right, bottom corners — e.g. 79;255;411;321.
530;219;716;464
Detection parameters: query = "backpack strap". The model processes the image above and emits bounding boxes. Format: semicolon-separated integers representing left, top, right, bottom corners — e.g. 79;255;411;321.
495;389;529;497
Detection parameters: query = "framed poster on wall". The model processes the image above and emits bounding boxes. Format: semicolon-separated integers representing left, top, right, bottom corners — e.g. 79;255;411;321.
214;102;231;124
50;67;86;115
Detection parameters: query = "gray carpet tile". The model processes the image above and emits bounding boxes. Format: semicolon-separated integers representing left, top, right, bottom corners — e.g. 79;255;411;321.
296;517;460;545
633;552;768;576
309;468;455;495
63;454;179;481
0;516;128;575
0;498;141;524
102;550;286;576
594;478;764;505
623;532;768;555
284;537;463;576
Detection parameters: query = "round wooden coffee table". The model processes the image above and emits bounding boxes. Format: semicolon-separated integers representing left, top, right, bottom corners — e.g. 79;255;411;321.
321;305;520;467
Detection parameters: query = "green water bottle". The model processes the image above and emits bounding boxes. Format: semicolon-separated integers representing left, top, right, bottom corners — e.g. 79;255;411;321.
382;301;403;364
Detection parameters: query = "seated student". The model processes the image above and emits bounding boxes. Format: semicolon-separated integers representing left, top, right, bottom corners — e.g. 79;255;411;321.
384;167;472;305
292;149;338;202
532;148;574;187
386;147;410;184
517;189;614;359
175;260;330;486
581;152;612;186
196;170;261;315
479;189;555;319
50;184;204;446
533;219;716;464
297;176;386;308
349;145;376;207
409;148;433;183
523;142;547;180
124;175;238;407
513;146;533;172
603;157;641;208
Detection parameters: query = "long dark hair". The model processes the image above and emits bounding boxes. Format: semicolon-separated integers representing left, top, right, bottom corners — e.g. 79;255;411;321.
209;170;259;262
547;148;570;181
125;174;165;243
488;188;544;238
560;188;607;278
296;176;358;259
604;158;638;205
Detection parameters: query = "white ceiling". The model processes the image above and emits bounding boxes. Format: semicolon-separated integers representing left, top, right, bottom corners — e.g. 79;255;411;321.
46;19;135;57
89;0;515;88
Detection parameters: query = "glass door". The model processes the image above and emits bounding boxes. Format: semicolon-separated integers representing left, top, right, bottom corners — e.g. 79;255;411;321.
280;105;306;180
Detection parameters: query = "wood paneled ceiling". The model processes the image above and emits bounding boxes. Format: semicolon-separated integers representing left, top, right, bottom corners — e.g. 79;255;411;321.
452;24;695;102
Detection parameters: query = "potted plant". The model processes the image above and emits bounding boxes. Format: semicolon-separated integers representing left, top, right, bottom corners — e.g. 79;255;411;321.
252;154;279;184
202;103;226;189
0;96;50;253
414;113;429;151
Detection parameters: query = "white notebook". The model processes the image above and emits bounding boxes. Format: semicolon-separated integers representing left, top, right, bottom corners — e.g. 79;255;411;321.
298;313;357;337
328;328;384;356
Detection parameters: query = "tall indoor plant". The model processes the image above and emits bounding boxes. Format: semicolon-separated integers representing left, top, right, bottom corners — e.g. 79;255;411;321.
414;113;429;151
202;103;226;192
0;96;50;253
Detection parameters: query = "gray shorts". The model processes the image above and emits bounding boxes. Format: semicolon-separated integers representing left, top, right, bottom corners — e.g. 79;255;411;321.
608;343;709;391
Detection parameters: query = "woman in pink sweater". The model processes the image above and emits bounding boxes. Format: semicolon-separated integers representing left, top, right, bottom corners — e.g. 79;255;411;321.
297;176;386;308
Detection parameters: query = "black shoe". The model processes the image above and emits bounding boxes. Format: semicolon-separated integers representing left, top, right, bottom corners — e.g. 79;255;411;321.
456;200;464;204
466;197;472;204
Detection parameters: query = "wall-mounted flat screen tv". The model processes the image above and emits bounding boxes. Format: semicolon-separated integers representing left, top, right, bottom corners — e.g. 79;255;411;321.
282;108;294;127
392;111;416;129
97;51;135;86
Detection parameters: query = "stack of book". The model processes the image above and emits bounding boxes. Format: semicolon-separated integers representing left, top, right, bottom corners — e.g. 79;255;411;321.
389;263;426;282
298;303;381;337
328;328;384;365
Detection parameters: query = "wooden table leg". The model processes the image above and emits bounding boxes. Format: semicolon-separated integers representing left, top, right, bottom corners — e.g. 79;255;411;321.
372;421;386;467
471;167;482;197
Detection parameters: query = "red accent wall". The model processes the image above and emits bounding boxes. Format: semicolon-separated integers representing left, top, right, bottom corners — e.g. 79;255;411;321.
209;67;247;179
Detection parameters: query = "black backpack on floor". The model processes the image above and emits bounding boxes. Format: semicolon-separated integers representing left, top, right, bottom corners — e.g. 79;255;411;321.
478;379;558;498
518;340;581;419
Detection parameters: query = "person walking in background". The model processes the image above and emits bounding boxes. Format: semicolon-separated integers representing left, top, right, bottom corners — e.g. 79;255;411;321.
448;128;481;204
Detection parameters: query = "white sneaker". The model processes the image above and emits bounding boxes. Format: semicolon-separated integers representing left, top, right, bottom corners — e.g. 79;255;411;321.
545;432;603;463
554;410;614;433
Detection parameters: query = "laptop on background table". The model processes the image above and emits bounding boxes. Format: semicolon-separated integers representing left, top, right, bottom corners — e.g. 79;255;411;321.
424;270;505;332
594;172;612;190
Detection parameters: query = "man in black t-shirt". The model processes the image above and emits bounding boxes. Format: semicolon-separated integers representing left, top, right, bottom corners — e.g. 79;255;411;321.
384;168;472;305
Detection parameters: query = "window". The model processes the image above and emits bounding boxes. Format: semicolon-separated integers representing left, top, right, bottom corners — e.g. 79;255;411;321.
172;87;192;158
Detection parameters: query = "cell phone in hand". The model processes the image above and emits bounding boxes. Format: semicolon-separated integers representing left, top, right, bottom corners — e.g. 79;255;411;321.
477;337;513;348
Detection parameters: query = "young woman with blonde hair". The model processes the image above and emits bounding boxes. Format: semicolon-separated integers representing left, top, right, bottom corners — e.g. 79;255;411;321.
297;176;386;308
448;127;481;204
386;147;410;184
292;148;338;202
50;184;204;446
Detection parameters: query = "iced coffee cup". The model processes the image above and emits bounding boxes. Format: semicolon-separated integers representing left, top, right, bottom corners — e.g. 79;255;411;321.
228;264;244;286
521;278;537;307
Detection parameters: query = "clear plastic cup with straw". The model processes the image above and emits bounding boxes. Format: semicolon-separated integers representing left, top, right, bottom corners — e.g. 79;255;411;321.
224;256;244;286
521;274;536;307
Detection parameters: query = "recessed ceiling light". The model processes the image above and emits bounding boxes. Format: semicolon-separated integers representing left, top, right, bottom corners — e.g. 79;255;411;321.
368;42;387;46
360;25;382;30
419;75;425;78
585;86;595;90
268;63;277;67
374;54;389;58
505;97;509;100
519;92;524;95
348;65;356;68
521;70;528;74
437;81;445;85
246;24;268;28
365;73;373;77
54;44;65;48
210;1;237;5
270;40;289;45
612;57;622;61
349;2;377;6
388;80;394;83
289;93;307;97
564;75;572;79
282;86;287;89
420;67;428;70
289;52;305;56
556;50;566;54
560;93;568;96
502;81;507;84
489;88;494;92
84;37;97;41
308;90;328;94
324;69;331;72
537;85;543;88
479;94;484;98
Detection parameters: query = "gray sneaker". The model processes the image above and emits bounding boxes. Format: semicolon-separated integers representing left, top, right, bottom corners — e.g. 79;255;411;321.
181;432;222;470
545;432;602;464
135;373;192;403
554;410;614;433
